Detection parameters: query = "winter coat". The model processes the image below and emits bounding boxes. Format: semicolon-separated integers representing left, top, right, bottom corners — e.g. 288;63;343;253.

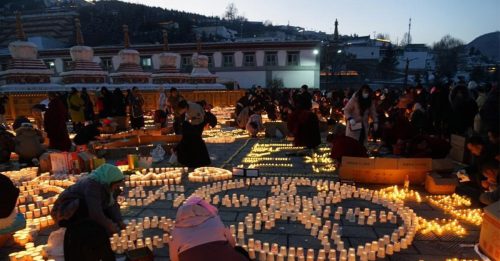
14;126;44;160
51;164;124;235
44;98;71;152
287;109;321;149
67;93;85;123
169;204;240;261
344;94;377;141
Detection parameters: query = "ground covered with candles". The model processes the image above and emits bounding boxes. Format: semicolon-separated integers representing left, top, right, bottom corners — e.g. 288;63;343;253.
1;139;484;261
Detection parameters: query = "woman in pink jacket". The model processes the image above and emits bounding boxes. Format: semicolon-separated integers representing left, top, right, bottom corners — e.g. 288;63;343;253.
169;196;249;261
343;85;378;144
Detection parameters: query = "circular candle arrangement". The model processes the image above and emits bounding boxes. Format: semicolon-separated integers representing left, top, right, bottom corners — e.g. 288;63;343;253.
7;171;483;260
188;167;232;182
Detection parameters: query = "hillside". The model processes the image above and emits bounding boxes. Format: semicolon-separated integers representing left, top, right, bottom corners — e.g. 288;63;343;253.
467;31;500;62
1;0;306;47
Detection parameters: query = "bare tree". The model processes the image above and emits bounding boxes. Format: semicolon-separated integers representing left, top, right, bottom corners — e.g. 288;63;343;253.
224;3;238;21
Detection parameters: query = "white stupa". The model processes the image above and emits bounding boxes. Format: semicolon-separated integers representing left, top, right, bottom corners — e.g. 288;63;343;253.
60;18;107;84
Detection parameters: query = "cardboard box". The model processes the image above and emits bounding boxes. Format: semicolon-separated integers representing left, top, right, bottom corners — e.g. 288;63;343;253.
479;201;500;260
432;159;456;173
448;134;467;162
232;167;260;177
424;173;457;194
342;157;375;169
340;157;432;185
78;151;97;172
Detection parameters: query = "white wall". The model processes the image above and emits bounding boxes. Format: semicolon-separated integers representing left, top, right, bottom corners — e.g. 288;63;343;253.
256;51;265;66
277;50;287;66
234;51;243;67
300;50;317;66
112;55;120;71
54;58;64;73
272;70;315;88
215;71;266;88
213;52;222;67
345;46;380;60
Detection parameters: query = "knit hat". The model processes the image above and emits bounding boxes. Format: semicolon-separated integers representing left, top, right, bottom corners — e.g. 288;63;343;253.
0;174;20;219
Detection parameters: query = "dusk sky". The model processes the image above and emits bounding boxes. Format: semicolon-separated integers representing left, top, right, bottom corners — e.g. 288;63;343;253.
122;0;500;45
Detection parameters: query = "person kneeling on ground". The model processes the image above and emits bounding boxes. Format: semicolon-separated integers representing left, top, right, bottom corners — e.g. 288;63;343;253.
51;164;126;235
0;174;26;247
327;124;368;164
169;196;250;261
479;162;499;205
14;122;45;166
246;105;264;138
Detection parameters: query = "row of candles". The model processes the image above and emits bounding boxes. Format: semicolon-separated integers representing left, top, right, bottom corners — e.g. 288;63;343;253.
187;167;233;182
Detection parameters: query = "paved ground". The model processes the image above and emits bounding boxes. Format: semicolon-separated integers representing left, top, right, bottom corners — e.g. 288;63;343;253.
0;138;483;261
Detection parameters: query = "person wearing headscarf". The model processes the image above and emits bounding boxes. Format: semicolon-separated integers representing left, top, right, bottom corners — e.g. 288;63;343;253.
51;164;125;235
0;174;26;247
44;93;71;151
169;196;249;261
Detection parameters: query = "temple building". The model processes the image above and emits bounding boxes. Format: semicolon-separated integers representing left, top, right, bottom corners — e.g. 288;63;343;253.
0;13;53;85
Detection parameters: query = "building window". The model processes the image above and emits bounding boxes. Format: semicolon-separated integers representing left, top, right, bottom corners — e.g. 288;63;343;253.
100;57;113;71
244;53;255;66
141;57;152;70
287;52;299;66
44;60;55;69
223;53;234;67
265;52;277;66
63;59;72;71
181;55;192;67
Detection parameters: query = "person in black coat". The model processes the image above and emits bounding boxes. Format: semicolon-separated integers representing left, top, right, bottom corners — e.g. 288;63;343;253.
111;88;126;117
81;88;95;121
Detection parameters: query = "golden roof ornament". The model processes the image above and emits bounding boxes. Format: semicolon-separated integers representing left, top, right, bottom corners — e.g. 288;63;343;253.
75;18;84;45
196;36;202;53
162;30;169;51
123;24;130;48
15;12;26;41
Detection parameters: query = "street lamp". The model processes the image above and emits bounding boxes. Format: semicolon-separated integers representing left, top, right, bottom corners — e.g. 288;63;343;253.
337;49;342;54
313;49;319;55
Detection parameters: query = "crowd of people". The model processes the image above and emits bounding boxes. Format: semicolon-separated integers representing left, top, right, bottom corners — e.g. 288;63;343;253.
234;81;498;205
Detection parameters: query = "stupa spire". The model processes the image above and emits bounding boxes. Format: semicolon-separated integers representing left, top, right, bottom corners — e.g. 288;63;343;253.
75;18;84;45
162;30;169;51
15;12;26;41
196;36;202;53
123;24;130;48
333;19;339;41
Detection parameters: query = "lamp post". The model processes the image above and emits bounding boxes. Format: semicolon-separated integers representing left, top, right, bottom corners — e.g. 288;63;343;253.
404;57;418;86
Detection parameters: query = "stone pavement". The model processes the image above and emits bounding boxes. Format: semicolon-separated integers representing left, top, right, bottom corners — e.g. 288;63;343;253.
0;138;482;261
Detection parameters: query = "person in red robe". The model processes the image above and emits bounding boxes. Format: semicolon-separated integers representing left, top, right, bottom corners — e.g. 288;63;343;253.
287;98;321;149
327;124;368;164
44;93;71;151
